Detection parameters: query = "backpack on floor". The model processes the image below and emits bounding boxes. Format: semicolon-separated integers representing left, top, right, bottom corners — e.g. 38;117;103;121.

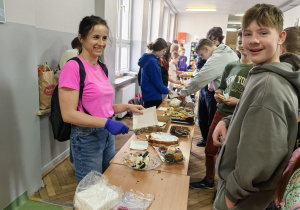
49;57;108;142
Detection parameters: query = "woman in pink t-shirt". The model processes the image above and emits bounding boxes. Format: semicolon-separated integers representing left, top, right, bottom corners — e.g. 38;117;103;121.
59;15;143;183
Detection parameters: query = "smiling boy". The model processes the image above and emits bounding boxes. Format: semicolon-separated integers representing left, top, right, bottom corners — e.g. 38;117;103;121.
213;4;300;210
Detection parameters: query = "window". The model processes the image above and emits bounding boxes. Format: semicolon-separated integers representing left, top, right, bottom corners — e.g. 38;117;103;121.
116;0;132;76
147;0;152;44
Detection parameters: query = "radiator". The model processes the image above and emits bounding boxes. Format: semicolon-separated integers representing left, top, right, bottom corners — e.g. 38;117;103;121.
115;83;135;118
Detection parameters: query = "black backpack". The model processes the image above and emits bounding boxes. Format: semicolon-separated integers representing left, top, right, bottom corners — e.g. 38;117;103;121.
49;57;108;142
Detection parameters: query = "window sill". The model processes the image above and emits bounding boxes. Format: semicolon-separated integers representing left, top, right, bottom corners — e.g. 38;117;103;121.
114;74;137;87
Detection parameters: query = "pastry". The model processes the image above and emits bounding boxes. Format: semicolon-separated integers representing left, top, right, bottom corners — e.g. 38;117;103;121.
147;132;179;147
167;146;175;154
158;146;167;153
174;152;183;162
132;151;150;169
164;152;175;162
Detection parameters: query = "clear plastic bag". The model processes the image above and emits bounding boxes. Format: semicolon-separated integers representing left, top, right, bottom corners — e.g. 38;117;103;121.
114;189;155;210
74;170;123;210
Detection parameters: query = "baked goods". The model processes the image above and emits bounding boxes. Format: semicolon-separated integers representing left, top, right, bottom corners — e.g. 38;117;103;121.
132;151;150;170
165;107;194;124
158;146;167;153
169;98;181;107
147;132;179;147
167;146;175;154
174;153;183;162
216;94;226;100
164;152;175;162
170;126;190;136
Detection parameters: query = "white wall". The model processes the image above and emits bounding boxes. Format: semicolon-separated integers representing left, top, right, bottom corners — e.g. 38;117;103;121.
176;13;229;44
0;0;95;209
283;5;300;29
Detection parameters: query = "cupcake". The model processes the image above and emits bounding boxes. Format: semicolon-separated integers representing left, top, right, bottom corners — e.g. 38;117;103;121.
164;152;175;162
158;146;167;154
175;148;182;153
174;152;183;162
167;146;175;154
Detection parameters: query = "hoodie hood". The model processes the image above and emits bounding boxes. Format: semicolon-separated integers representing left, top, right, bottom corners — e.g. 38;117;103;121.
249;52;300;97
214;44;236;55
138;53;157;68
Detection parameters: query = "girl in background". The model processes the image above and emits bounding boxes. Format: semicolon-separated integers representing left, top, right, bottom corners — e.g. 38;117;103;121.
138;38;170;108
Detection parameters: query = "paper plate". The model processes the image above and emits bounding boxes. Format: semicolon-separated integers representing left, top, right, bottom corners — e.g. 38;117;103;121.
123;153;162;170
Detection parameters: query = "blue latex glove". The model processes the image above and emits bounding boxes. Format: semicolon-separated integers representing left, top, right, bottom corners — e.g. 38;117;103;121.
104;118;129;135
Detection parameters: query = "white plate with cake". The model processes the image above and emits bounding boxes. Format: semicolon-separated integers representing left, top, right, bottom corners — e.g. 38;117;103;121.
123;151;162;170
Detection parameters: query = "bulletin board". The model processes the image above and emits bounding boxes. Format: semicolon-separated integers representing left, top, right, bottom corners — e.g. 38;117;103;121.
0;0;6;23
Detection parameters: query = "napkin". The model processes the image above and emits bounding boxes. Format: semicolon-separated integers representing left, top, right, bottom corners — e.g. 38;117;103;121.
130;140;149;150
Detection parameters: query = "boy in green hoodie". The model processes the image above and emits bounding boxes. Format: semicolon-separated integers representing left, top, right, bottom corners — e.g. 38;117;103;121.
213;4;300;210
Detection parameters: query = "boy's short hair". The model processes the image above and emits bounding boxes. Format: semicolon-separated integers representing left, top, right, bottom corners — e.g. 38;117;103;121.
207;27;224;43
242;4;284;32
171;52;180;59
170;44;179;52
283;26;300;55
179;47;186;52
195;39;214;53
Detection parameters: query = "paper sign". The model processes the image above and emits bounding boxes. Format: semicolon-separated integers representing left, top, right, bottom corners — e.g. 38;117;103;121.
133;106;158;129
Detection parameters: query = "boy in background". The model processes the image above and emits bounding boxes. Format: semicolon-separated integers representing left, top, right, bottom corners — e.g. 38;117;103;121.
213;4;300;209
177;47;188;72
281;26;300;55
168;52;181;90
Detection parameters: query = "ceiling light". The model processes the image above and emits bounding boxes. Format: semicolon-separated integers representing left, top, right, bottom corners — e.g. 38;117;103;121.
228;21;241;25
186;8;216;12
235;13;244;16
226;28;238;32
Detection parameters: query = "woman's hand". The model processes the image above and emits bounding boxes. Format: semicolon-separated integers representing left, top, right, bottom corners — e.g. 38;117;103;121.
175;80;181;84
223;97;239;106
214;90;223;103
212;121;227;147
104;118;129;135
128;104;144;115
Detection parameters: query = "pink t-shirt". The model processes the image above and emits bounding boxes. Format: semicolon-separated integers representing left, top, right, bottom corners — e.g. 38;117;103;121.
58;56;114;118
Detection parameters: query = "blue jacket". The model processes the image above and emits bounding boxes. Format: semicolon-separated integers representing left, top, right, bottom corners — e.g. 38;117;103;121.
138;53;169;102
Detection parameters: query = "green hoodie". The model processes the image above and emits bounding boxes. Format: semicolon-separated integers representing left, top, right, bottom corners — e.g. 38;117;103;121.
214;53;300;210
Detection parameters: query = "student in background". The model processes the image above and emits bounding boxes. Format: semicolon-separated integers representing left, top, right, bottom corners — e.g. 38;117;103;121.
59;15;144;183
178;39;238;106
177;47;188;72
159;44;171;100
281;26;300;55
138;38;170;108
170;43;179;54
168;52;181;91
196;26;225;147
190;30;253;190
172;39;178;44
55;37;82;81
213;4;300;209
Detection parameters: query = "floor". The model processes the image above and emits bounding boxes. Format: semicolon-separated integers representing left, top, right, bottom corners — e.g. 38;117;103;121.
31;117;218;209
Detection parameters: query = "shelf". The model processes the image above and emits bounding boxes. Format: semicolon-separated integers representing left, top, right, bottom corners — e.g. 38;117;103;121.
37;109;51;116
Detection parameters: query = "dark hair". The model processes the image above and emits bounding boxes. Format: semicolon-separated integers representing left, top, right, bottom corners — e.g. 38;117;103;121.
207;27;224;43
283;26;300;55
242;4;283;32
78;15;110;54
71;37;82;50
195;39;214;53
147;38;168;52
172;39;178;44
237;29;243;38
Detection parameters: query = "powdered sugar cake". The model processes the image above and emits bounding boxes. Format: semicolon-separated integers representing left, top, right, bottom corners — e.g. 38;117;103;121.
147;132;179;147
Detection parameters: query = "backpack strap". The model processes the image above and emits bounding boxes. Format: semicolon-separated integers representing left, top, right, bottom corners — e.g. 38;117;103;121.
69;57;91;115
160;58;168;71
98;60;109;77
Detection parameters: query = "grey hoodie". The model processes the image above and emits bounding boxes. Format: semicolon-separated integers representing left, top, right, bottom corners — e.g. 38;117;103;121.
179;44;238;96
214;53;300;209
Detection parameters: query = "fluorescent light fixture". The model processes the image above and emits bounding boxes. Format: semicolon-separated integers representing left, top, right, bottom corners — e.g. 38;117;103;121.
186;8;216;12
226;28;237;32
235;13;244;16
228;21;241;25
